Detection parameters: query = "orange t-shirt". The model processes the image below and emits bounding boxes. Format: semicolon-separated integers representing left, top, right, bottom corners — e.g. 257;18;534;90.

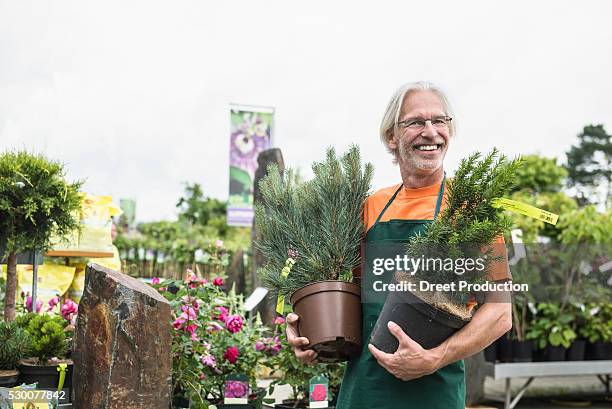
363;182;511;282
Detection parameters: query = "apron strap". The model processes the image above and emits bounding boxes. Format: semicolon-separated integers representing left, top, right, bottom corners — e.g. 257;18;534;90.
433;174;446;219
373;184;403;226
373;174;446;226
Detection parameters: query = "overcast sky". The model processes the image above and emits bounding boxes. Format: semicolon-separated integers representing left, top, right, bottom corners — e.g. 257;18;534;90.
2;1;611;222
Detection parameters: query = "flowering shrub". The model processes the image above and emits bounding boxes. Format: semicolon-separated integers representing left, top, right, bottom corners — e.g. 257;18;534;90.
151;272;269;408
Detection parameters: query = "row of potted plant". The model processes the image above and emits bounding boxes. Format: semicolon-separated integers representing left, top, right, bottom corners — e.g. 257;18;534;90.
485;302;612;363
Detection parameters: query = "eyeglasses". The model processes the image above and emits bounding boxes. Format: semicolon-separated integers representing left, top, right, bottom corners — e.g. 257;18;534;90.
397;116;452;131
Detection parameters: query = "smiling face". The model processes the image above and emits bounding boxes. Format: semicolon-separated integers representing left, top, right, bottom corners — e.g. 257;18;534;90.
387;90;452;177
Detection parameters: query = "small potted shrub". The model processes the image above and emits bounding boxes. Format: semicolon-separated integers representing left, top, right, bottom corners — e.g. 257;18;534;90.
264;317;345;408
370;150;520;353
17;313;74;391
580;303;612;360
256;146;373;362
526;303;576;361
0;321;31;387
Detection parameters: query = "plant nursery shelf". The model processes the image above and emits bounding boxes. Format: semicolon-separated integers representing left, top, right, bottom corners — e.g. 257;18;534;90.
45;250;114;258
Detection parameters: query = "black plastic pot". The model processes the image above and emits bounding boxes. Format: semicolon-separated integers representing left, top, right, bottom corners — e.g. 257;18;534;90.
535;345;566;362
497;333;513;363
585;341;612;360
18;361;73;402
0;370;19;387
484;343;497;362
369;290;470;353
511;340;534;362
566;339;586;361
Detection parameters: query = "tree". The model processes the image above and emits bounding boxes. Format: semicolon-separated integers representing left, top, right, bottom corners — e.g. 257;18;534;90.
510;155;568;194
0;151;82;321
176;183;228;235
565;124;612;207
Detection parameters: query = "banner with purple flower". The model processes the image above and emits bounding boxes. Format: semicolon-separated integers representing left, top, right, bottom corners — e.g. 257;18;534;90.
228;104;274;226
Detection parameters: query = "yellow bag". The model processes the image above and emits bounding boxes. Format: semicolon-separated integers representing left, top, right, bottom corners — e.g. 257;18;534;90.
16;264;76;305
78;194;123;252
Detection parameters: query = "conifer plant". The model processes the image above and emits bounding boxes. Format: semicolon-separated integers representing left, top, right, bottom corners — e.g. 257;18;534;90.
255;145;373;362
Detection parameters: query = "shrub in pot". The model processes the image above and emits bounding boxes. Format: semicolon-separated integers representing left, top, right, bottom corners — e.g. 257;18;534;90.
264;317;345;408
17;312;74;397
580;303;612;360
526;303;576;361
370;150;520;353
0;321;30;387
256;146;373;362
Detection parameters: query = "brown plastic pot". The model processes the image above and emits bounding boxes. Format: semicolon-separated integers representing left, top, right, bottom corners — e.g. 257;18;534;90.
290;281;361;363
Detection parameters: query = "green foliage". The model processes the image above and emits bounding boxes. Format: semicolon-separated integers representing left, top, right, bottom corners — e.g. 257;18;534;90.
255;145;374;298
565;124;612;206
578;303;612;343
557;206;612;244
24;314;69;363
507;191;578;243
407;149;520;306
0;150;83;255
526;303;577;349
510;154;568;194
0;321;31;369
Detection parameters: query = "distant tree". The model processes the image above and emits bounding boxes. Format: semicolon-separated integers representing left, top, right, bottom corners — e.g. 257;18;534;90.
565;124;612;207
0;151;82;321
510;155;568;194
176;183;227;234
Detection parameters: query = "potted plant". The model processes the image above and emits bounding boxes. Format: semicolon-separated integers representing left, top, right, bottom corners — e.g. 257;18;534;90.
16;312;74;393
0;321;30;387
370;149;521;353
151;271;269;409
580;303;612;360
0;150;82;321
255;146;373;362
526;303;576;361
264;317;345;408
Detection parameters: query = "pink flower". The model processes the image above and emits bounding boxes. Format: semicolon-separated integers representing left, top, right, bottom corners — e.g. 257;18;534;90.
199;373;206;380
184;323;199;341
255;341;265;351
223;346;239;364
181;305;198;321
48;296;60;310
215;306;229;322
60;299;78;321
212;277;223;287
172;317;186;330
159;287;167;292
184;270;196;283
274;316;285;325
215;239;224;248
311;384;327;401
224;314;243;333
151;277;160;285
25;296;42;313
200;354;217;368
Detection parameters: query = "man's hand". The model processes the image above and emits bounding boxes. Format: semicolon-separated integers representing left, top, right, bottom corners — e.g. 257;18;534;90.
286;313;318;364
368;321;443;381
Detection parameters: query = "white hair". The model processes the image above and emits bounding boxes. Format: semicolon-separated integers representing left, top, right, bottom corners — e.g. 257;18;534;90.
379;81;456;160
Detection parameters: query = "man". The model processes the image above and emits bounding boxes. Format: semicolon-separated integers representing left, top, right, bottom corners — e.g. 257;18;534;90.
286;81;512;408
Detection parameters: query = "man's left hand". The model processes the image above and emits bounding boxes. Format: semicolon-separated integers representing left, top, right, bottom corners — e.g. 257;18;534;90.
368;321;445;381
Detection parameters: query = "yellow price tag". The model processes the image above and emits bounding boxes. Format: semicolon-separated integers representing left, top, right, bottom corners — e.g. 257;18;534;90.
492;198;559;225
276;258;295;315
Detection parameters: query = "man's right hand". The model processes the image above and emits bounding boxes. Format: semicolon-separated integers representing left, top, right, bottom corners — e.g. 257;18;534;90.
286;312;318;364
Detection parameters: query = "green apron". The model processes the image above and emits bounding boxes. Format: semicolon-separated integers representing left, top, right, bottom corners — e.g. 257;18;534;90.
336;177;465;409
